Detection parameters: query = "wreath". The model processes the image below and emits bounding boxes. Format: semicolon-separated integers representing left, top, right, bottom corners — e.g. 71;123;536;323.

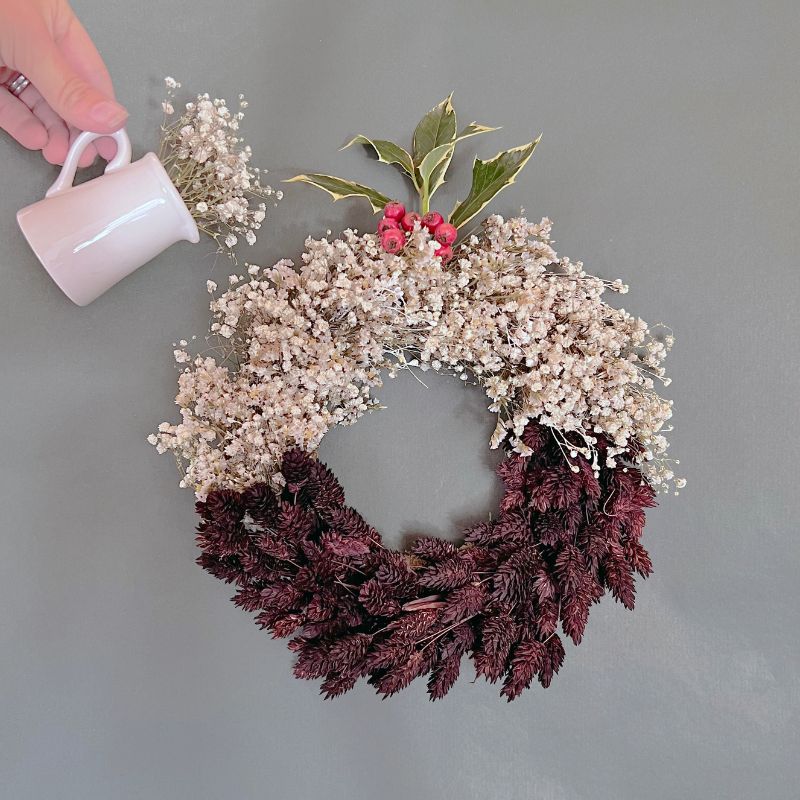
152;96;682;700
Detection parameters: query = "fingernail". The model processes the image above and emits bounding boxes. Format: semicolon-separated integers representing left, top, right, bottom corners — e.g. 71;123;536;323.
88;101;128;128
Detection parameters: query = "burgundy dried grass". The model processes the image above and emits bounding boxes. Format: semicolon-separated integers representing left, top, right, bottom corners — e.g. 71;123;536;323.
194;421;656;701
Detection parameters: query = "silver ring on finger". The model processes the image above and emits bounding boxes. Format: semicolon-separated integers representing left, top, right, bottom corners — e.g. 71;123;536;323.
5;73;31;97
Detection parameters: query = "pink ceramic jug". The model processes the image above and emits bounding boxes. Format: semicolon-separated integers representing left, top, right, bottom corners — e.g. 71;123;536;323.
17;128;199;306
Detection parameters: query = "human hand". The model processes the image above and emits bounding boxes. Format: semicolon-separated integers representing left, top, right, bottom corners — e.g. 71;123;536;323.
0;0;127;166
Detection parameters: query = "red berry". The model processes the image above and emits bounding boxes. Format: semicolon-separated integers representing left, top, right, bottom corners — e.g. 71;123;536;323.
381;228;406;254
434;222;457;246
383;201;406;220
401;212;421;231
435;244;454;263
377;217;400;234
422;211;444;231
400;211;422;231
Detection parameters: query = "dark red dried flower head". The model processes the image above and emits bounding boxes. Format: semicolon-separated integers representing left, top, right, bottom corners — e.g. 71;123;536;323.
196;422;657;701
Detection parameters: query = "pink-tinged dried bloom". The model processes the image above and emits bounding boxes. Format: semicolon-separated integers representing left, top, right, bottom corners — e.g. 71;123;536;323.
152;216;680;497
158;78;279;260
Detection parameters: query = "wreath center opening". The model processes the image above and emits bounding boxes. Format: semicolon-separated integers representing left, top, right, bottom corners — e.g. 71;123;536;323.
318;368;505;549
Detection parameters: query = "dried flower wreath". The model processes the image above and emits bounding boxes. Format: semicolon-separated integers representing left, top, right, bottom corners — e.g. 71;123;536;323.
152;96;682;700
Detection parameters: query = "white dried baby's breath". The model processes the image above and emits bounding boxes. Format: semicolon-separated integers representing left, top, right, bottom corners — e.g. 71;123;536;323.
158;77;278;261
152;217;680;498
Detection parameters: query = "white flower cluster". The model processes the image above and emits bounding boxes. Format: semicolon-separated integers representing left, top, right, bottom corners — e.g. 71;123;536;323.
158;78;281;258
151;217;680;497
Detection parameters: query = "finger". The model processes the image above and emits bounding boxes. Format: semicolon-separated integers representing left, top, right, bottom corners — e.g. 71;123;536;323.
0;88;48;150
57;16;117;100
62;128;119;163
16;25;127;134
66;125;117;166
57;17;120;162
18;85;71;165
78;147;96;167
95;136;117;161
73;133;97;168
67;125;99;168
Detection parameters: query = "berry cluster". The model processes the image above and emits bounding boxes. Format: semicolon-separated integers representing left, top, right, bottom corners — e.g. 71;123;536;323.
377;201;458;262
194;421;656;701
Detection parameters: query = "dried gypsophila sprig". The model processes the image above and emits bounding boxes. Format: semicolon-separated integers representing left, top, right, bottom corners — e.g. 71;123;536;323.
150;215;683;499
158;77;281;259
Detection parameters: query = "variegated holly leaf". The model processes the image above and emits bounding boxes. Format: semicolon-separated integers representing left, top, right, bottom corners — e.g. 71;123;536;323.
285;173;391;214
342;135;416;184
418;143;455;195
427;121;501;199
457;122;501;141
412;94;457;168
450;138;540;229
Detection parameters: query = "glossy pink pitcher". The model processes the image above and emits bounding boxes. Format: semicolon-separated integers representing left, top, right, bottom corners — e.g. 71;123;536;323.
17;129;199;306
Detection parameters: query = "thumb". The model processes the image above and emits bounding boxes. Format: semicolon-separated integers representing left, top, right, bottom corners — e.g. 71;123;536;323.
18;35;127;134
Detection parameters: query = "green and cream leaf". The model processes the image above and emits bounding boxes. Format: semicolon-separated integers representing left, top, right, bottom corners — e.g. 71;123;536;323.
342;135;417;185
418;143;455;189
457;122;501;141
412;94;457;167
449;138;540;229
284;174;391;214
427;122;502;199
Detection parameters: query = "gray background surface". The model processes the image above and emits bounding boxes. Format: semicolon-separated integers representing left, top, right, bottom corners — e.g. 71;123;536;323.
1;1;798;798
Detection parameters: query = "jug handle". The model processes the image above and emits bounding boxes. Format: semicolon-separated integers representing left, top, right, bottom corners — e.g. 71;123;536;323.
45;129;133;199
